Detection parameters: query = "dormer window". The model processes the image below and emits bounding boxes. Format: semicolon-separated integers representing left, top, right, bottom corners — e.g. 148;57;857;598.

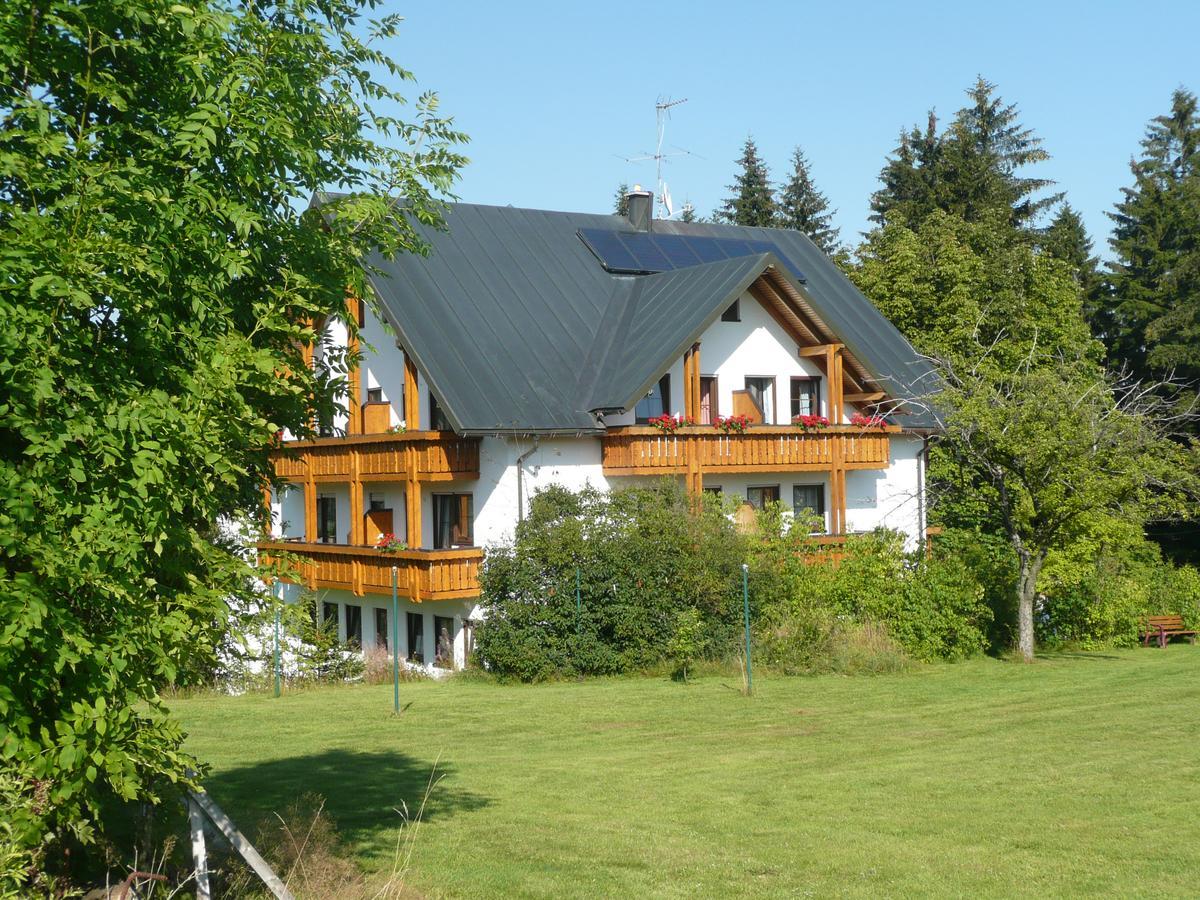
721;300;740;322
635;375;671;423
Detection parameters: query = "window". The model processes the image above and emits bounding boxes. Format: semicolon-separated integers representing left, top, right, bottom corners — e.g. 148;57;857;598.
368;492;386;512
790;378;820;418
344;604;362;648
433;493;473;549
366;386;384;404
721;300;740;322
434;616;455;667
699;376;717;424
703;485;723;496
375;608;389;650
321;602;338;631
793;484;827;533
316;495;337;544
747;485;780;510
429;394;452;431
406;612;425;663
634;374;670;423
744;376;775;424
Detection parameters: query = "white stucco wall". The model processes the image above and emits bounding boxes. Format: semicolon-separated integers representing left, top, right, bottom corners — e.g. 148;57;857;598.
845;433;925;549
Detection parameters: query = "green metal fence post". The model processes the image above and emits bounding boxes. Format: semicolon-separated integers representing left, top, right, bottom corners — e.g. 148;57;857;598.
392;566;400;715
272;580;282;698
742;563;752;695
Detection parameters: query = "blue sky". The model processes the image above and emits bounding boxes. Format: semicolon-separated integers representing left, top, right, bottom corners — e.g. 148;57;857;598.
384;1;1199;257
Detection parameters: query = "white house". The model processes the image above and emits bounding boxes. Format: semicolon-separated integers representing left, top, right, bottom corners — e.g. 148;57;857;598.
261;190;938;669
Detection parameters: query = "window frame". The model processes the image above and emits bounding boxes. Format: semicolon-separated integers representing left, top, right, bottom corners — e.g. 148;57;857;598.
316;494;338;544
790;376;821;419
746;484;781;510
792;483;827;534
432;492;474;549
634;374;671;424
744;376;777;424
699;375;718;424
344;603;362;648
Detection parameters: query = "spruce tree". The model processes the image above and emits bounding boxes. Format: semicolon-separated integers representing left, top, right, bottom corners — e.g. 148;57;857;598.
1042;203;1105;333
613;182;630;217
777;147;841;254
870;111;942;225
870;78;1057;230
1106;88;1200;384
715;136;777;226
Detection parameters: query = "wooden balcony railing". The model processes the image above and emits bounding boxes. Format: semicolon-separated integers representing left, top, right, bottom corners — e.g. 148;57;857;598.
258;542;483;601
601;426;895;475
271;431;480;483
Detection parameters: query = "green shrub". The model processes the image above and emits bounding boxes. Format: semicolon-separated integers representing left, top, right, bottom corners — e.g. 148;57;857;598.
755;530;990;665
667;608;705;681
476;482;746;680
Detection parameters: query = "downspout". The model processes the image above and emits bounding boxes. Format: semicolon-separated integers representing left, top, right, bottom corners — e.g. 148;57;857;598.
516;437;540;523
918;435;930;556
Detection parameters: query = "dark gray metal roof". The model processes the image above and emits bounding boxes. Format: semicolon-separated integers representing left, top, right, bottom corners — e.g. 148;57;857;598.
333;196;937;433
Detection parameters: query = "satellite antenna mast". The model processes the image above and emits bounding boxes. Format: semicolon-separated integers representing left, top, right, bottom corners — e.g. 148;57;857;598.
619;96;694;219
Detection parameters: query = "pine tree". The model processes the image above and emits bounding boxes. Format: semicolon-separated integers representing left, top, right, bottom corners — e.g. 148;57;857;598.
679;202;698;223
1106;88;1200;384
613;182;630;217
777;147;841;254
715;136;777;226
870;78;1058;230
1042;203;1105;332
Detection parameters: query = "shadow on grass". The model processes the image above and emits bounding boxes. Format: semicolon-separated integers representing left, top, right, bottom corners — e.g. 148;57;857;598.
203;749;492;849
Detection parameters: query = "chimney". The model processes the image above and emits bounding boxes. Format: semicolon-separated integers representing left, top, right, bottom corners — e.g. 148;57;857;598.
625;185;653;232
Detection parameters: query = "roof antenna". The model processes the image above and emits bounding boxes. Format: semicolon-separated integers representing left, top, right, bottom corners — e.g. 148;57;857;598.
618;96;695;219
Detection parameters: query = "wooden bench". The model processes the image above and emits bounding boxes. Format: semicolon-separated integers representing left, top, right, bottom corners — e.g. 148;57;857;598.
1141;615;1198;648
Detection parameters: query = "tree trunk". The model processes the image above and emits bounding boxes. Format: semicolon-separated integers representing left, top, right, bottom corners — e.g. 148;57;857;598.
1016;553;1044;663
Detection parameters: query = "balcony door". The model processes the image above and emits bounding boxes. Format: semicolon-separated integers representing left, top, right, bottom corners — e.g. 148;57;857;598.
744;377;775;424
699;376;717;424
316;495;337;544
433;493;474;549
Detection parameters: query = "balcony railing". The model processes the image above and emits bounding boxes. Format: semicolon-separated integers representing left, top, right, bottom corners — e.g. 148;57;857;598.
258;541;483;601
271;431;480;483
601;426;894;475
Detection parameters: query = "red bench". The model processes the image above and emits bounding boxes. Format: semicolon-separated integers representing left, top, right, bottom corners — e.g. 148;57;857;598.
1141;615;1198;648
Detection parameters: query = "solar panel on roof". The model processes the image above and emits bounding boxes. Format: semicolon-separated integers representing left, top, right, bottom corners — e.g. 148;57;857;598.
577;228;806;282
580;229;639;273
619;232;672;272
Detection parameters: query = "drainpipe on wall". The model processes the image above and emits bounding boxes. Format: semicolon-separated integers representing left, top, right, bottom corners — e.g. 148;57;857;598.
516;437;540;523
917;435;930;555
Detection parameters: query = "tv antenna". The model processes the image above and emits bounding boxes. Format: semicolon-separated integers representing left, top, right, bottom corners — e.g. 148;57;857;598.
619;96;695;219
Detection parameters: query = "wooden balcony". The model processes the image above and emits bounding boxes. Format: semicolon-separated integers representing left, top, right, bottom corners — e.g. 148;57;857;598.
271;431;480;483
258;541;483;601
600;426;895;475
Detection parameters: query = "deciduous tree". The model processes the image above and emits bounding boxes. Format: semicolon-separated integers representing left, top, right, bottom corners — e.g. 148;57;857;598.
0;0;465;883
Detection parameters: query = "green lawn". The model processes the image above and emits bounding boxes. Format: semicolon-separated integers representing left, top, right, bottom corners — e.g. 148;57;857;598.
174;649;1200;898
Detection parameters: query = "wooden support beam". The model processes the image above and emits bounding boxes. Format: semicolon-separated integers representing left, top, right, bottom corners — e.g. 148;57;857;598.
833;347;845;424
304;472;316;545
403;353;420;429
349;447;363;546
682;343;702;421
798;343;843;358
844;391;886;404
405;445;422;550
